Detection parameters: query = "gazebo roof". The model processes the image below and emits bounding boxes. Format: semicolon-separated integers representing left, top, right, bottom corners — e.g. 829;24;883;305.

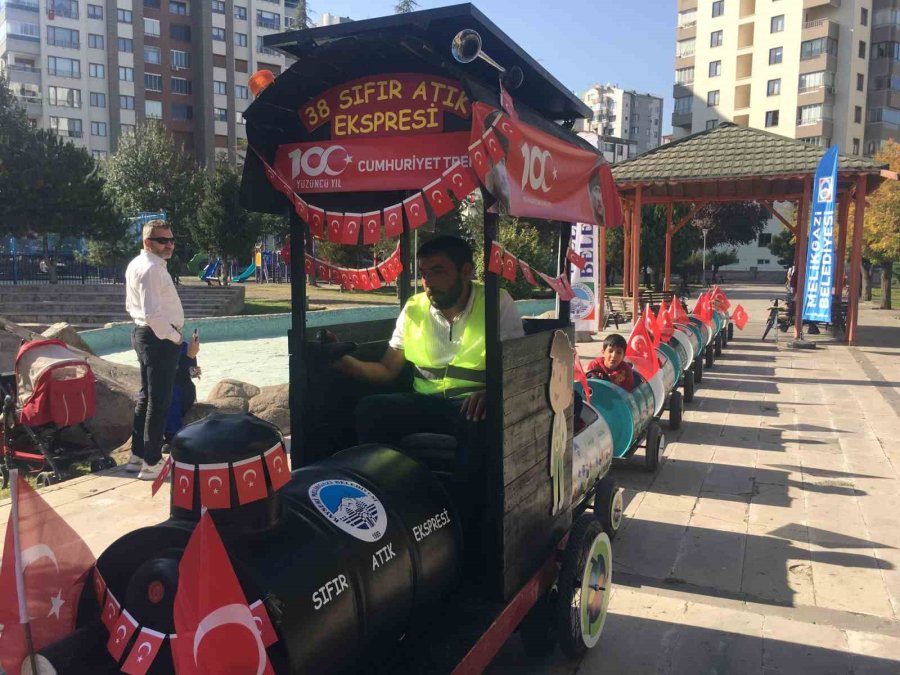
612;123;889;203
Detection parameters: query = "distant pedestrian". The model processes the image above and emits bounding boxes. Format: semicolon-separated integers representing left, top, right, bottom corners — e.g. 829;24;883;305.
125;220;184;480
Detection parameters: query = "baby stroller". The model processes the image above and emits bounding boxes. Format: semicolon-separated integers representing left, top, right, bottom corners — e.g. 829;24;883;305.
0;339;116;488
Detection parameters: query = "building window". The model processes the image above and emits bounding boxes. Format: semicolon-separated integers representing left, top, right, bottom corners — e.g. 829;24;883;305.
235;84;249;99
765;110;779;127
145;73;162;91
867;141;878;155
710;30;723;47
47;56;80;78
799;70;833;92
172;104;193;120
170;24;191;41
256;9;280;29
89;62;105;78
87;4;102;18
144;0;161;7
674;96;692;114
771;15;784;33
92;150;107;160
769;47;783;64
711;0;723;18
706;119;718;130
49;116;82;137
800;37;837;60
145;100;163;119
214;107;227;121
871;42;900;61
707;90;720;107
171;49;191;69
144;46;162;64
89;91;106;107
212;27;226;41
91;121;107;137
852;138;861;155
709;60;721;77
169;0;188;14
121;123;135;134
234;32;248;47
859;40;867;59
47;26;80;49
758;233;772;247
117;8;132;22
213;80;226;95
52;0;79;19
144;18;161;37
757;259;771;266
767;78;781;96
118;37;133;53
48;86;81;108
861;7;868;26
797;104;825;126
676;38;695;58
171;77;192;94
118;66;134;81
88;33;103;49
857;73;865;91
678;8;697;27
855;106;862;123
120;95;135;109
234;5;246;19
212;0;225;12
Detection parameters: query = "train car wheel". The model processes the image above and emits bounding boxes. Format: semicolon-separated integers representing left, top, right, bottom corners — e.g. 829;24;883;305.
682;370;695;403
555;515;612;659
728;323;734;341
519;592;557;658
644;422;661;473
594;476;623;540
714;334;723;357
720;327;728;348
693;357;703;384
668;391;683;430
705;345;714;368
0;464;8;490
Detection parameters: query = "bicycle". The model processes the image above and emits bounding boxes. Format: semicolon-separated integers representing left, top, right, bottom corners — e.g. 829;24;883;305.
762;297;793;341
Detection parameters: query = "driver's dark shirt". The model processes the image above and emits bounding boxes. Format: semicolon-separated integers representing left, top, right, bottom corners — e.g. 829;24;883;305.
587;358;636;392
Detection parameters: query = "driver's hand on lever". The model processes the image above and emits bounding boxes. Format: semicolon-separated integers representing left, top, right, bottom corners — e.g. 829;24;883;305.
459;390;487;422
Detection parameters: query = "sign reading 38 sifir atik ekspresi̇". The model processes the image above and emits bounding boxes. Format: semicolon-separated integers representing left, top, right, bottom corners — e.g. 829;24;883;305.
274;73;473;193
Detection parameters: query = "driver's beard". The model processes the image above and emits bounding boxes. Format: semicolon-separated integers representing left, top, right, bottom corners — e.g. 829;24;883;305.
429;276;465;310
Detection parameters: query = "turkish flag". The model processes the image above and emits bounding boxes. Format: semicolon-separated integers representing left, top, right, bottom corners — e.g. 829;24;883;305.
692;293;714;326
199;463;231;510
711;285;731;312
233;456;268;505
657;299;675;340
362;211;381;245
499;81;519;122
358;270;374;291
643;307;661;348
308;206;325;239
557;274;576;301
172;461;195;511
92;566;107;606
675;298;689;324
469;139;490;183
567;247;586;270
249;600;278;648
151;454;173;498
101;590;121;631
304;254;314;276
368;268;382;290
502;250;517;281
443;162;479;200
173;513;274;675
342;213;361;245
403;192;429;230
0;473;96;675
537;270;563;295
120;627;166;675
495;113;522;147
314;261;330;282
107;609;139;662
518;260;539;286
423;177;454;217
291;194;309;223
626;319;659;381
383;203;404;237
732;304;749;330
487;241;503;275
483;128;506;164
326;212;344;243
573;351;591;399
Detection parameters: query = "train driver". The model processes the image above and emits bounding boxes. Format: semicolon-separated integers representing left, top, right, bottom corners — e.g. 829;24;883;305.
334;235;524;445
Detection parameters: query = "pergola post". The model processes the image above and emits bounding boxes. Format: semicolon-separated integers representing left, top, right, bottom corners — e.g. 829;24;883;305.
623;203;631;297
597;225;607;332
631;186;643;322
793;178;812;339
834;194;850;300
664;202;673;292
847;175;867;344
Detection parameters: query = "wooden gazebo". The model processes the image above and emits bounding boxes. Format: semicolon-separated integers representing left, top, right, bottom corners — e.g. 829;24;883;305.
610;123;894;344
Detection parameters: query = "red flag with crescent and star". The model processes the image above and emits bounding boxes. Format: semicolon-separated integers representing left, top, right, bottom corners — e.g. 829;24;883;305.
199;463;231;510
693;292;714;326
304;254;314;277
233;456;268;505
423;177;455;217
487;241;503;275
657;299;675;340
383;203;404;237
643;307;661;349
483;128;506;164
469;139;490;184
443;162;479;200
518;259;539;286
263;444;290;491
502;250;517;281
626;318;659;381
173;462;195;510
120;626;166;675
368;268;382;290
291;193;309;223
308;206;326;239
173;513;274;675
711;285;731;312
151;455;173;497
107;609;139;662
732;304;749;330
342;213;361;245
403;192;429;230
101;590;121;631
92;567;107;606
362;211;381;245
326;212;344;243
0;472;96;675
566;247;586;270
249;600;278;648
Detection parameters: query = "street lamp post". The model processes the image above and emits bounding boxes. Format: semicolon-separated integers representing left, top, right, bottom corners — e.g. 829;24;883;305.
701;227;710;287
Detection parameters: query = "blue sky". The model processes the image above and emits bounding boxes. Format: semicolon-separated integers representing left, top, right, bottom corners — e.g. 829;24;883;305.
306;0;676;133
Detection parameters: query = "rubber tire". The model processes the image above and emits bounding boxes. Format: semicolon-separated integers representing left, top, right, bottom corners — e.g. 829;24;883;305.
594;475;623;540
0;464;8;490
705;344;714;368
728;323;734;341
644;421;661;473
693;357;703;384
714;334;723;357
555;515;612;659
519;593;557;658
682;369;695;403
720;326;728;348
37;472;58;488
668;390;683;430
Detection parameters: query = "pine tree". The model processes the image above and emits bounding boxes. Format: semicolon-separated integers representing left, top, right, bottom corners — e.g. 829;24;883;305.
395;0;418;14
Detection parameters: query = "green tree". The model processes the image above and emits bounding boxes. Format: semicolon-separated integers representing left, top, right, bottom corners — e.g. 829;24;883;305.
768;229;795;268
862;140;900;309
192;162;266;285
692;202;770;248
294;0;311;27
395;0;418;13
103;121;202;236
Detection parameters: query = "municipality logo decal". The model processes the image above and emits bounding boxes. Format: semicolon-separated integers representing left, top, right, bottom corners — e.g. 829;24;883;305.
817;176;833;203
308;479;387;542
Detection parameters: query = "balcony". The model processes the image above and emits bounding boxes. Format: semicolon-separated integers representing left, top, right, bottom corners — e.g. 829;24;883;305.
677;24;696;40
796;117;834;138
672;110;693;128
799;52;837;74
5;62;40;74
737;22;755;49
47;68;81;78
47;39;80;50
673;83;693;100
798;85;836;106
256;18;279;29
804;0;840;8
51;6;79;19
735;83;752;110
5;0;39;10
802;19;839;40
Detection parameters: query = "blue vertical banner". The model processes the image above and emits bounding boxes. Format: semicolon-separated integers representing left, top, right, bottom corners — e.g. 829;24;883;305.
802;146;839;323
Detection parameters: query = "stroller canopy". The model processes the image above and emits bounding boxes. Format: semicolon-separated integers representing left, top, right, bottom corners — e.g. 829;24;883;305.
15;340;95;428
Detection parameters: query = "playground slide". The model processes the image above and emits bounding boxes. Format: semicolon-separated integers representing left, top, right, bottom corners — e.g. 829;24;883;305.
232;261;256;283
187;253;209;276
200;259;221;281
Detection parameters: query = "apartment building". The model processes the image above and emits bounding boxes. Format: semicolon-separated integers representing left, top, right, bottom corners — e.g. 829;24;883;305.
0;0;290;165
580;83;664;160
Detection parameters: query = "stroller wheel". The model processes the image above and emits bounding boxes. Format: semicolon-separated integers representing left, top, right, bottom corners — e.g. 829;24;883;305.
91;457;117;472
36;471;60;488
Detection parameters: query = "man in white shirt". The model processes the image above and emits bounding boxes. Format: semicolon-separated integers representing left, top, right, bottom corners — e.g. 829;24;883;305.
125;220;184;479
335;236;524;446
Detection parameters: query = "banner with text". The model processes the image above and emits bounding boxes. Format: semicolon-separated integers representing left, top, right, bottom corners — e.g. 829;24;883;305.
569;222;599;331
802;145;839;323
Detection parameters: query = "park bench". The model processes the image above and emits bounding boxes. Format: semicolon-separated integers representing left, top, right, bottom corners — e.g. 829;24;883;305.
604;296;633;329
639;290;677;311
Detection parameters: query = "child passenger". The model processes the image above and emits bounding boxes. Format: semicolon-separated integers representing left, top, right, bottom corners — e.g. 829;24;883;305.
587;334;636;392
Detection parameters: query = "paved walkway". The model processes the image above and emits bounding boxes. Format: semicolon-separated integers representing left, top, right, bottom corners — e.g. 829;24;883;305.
492;284;900;674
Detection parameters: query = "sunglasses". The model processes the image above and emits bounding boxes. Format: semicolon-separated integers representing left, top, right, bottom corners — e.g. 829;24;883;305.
147;237;176;245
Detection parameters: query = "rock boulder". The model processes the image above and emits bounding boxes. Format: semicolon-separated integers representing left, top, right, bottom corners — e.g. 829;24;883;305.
41;322;96;355
248;384;290;434
207;379;261;402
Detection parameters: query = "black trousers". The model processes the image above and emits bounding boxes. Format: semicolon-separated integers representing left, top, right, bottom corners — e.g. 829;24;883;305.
355;392;463;446
131;326;180;465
